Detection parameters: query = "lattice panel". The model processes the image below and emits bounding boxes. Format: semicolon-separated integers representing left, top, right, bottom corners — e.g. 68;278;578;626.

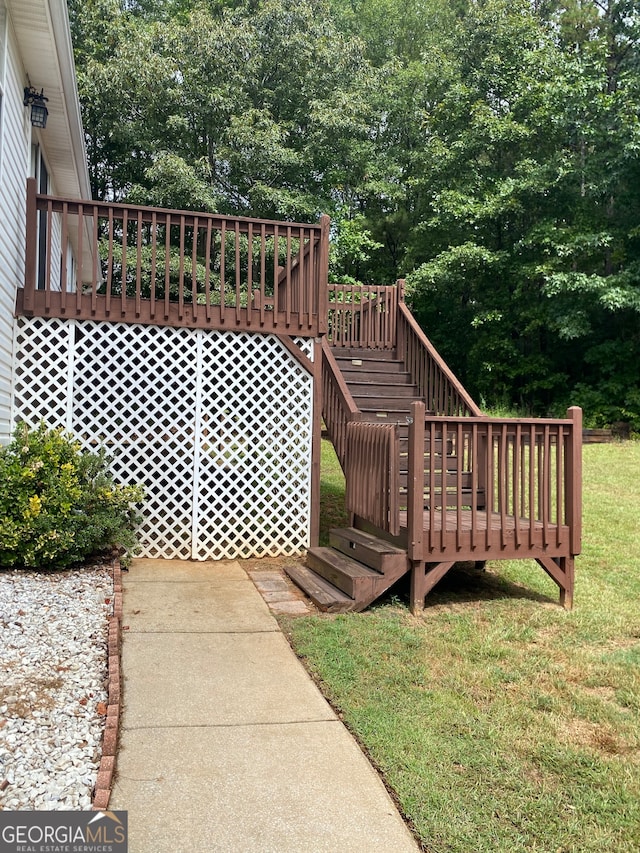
195;332;313;559
12;318;314;560
71;322;198;559
13;318;73;430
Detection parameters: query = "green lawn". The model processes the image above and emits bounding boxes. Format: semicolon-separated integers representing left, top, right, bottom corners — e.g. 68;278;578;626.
282;440;640;853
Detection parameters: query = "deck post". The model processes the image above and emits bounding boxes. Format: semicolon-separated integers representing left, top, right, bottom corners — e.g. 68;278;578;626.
410;561;426;613
559;557;575;610
560;405;582;610
408;400;426;612
317;215;330;336
566;406;582;558
395;279;406;360
536;555;575;610
309;338;323;547
23;177;38;314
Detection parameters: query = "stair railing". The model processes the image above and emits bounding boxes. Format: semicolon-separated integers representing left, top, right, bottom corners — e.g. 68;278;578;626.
321;338;361;469
396;281;482;417
345;421;400;536
406;401;582;559
274;215;330;334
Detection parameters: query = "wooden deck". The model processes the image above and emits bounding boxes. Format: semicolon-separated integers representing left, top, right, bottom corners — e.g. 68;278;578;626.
398;508;570;557
14;184;582;612
20;179;329;337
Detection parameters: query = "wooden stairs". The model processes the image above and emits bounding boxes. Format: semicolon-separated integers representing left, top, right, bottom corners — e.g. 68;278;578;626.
285;527;408;613
287;347;415;611
335;346;484;512
332;347;422;423
287;348;484;613
288;346;487;610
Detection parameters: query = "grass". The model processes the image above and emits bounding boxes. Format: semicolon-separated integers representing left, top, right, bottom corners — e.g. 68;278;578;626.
281;440;640;853
318;437;350;544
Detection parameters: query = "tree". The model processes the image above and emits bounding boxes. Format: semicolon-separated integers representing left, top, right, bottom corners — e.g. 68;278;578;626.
69;0;380;223
68;0;640;426
402;0;640;424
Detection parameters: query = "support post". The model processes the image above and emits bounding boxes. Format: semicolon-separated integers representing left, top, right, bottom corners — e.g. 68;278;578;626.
410;561;425;614
536;555;575;610
559;557;575;610
309;338;323;547
566;406;582;558
408;400;425;612
395;279;406;360
317;214;330;336
23;177;38;314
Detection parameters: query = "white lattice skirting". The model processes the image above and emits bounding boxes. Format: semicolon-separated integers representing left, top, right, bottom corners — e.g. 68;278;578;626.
12;317;314;560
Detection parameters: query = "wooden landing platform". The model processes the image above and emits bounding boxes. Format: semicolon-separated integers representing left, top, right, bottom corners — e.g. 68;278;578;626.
392;509;572;562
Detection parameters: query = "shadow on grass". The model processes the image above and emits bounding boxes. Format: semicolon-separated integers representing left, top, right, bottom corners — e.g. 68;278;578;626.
371;561;556;612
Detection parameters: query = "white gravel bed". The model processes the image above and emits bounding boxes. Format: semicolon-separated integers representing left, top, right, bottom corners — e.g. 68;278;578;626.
0;564;112;811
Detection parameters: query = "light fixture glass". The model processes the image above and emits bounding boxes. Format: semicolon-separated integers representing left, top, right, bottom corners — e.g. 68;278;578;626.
23;87;49;129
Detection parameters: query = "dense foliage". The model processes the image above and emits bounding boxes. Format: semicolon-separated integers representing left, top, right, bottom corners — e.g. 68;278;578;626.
68;0;640;428
0;423;144;569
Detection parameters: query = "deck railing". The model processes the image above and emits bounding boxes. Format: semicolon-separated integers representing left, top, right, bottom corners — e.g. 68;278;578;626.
327;283;398;349
345;421;400;536
406;402;582;560
19;178;329;336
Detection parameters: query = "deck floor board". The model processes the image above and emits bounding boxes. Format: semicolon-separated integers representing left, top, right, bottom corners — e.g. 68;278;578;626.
397;509;567;534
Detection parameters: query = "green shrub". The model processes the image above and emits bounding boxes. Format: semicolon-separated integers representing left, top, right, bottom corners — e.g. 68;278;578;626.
0;423;144;569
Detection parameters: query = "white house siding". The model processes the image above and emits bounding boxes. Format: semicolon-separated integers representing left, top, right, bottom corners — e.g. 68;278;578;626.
13;317;315;560
0;12;30;444
0;0;91;445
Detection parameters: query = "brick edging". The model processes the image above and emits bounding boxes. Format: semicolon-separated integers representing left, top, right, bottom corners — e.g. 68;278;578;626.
92;557;123;810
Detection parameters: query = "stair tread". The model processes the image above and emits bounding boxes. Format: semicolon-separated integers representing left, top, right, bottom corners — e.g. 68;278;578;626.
353;399;418;407
351;390;418;398
347;383;411;387
285;564;356;612
338;365;409;371
336;357;403;363
331;527;406;555
334;350;400;356
348;380;415;388
307;546;382;579
339;365;405;372
332;348;398;359
360;409;414;418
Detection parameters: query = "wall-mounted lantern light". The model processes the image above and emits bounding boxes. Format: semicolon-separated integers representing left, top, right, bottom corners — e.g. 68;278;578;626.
23;87;49;129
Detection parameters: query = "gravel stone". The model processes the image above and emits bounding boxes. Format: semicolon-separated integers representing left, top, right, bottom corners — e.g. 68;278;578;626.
0;564;112;810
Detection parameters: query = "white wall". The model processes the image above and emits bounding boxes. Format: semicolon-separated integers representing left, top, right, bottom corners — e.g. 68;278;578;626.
0;1;85;445
0;7;30;444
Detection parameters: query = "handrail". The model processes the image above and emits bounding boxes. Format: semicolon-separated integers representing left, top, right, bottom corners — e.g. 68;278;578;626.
405;402;582;559
345;421;400;536
321;338;360;469
397;296;482;417
20;178;327;336
327;283;398;349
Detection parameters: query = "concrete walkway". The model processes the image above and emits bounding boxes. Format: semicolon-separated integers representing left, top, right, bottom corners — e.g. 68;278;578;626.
110;559;418;853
